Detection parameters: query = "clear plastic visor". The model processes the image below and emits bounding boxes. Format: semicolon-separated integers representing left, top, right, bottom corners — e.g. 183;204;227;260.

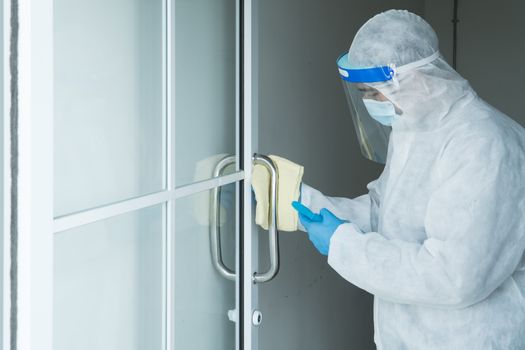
340;81;392;164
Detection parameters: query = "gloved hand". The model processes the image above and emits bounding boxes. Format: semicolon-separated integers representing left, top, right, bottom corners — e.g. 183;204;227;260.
252;155;304;231
299;208;347;256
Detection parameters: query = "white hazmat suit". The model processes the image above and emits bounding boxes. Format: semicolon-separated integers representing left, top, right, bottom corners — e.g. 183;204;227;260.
301;10;525;349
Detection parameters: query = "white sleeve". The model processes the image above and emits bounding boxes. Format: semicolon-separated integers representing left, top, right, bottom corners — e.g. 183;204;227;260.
299;179;381;233
327;135;525;309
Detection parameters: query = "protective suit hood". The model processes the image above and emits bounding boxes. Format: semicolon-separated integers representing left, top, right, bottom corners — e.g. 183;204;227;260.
349;10;477;132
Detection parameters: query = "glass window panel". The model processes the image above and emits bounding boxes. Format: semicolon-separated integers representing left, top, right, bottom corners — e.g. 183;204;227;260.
174;0;237;186
53;205;163;350
174;183;237;348
54;0;164;216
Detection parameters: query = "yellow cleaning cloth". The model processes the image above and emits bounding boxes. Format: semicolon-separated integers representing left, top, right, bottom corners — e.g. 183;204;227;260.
252;155;304;231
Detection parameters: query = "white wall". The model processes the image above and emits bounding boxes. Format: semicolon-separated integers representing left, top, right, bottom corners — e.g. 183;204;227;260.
256;1;425;349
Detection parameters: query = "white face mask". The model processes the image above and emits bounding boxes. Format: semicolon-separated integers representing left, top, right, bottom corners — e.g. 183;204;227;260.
362;99;400;126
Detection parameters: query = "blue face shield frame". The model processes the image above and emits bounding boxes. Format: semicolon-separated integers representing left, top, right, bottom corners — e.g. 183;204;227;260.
336;53;394;83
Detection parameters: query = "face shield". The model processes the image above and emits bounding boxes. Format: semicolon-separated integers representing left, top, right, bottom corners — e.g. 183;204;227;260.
336;52;397;164
336;51;441;164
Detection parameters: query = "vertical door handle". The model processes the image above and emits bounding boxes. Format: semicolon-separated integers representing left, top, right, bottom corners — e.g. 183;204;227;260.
210;154;281;284
210;155;237;281
252;154;280;284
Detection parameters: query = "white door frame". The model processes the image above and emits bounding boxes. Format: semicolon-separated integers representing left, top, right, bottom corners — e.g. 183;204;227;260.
13;0;261;349
16;0;54;349
242;0;259;349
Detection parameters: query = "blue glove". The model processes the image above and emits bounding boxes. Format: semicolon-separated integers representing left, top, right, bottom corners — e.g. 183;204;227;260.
296;205;347;256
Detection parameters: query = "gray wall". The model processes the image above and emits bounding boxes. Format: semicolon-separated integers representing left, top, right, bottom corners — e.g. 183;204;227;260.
425;0;525;127
256;1;425;349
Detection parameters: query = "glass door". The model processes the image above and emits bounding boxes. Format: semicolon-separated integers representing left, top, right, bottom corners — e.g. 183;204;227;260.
15;0;262;349
52;0;168;349
52;0;242;349
171;0;240;348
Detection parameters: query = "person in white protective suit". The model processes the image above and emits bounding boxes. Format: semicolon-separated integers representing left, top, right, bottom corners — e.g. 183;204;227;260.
252;9;525;350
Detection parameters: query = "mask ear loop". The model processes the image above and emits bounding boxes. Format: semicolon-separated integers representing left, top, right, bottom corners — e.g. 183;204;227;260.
389;64;400;89
392;77;400;88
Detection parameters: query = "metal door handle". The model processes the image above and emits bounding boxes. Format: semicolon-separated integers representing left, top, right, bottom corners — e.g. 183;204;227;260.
210;154;281;284
252;154;280;284
210;155;237;281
